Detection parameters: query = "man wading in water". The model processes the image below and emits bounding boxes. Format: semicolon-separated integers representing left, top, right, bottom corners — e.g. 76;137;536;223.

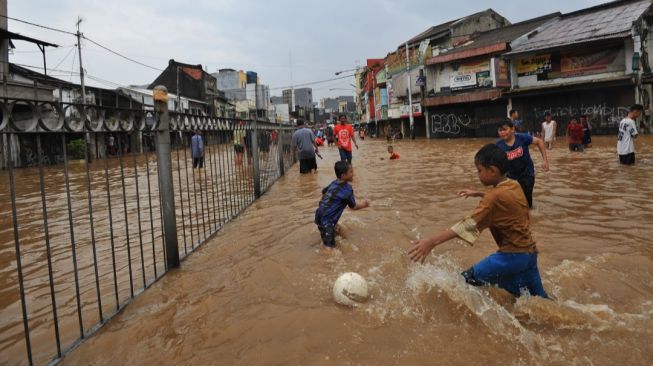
334;115;358;163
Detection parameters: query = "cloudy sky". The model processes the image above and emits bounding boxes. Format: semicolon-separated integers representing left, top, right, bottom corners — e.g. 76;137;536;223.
9;0;605;100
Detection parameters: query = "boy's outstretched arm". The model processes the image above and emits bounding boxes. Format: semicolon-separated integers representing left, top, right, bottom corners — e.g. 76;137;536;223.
457;189;484;198
532;137;550;172
352;199;370;210
409;229;458;264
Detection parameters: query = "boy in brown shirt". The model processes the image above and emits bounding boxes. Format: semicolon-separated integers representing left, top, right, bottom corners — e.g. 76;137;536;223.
409;144;548;298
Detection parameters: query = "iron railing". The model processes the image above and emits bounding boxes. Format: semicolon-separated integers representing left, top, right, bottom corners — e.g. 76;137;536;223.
0;94;296;365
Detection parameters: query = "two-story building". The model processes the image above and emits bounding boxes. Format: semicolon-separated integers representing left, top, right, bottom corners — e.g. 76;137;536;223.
422;13;559;137
383;9;510;137
504;0;652;135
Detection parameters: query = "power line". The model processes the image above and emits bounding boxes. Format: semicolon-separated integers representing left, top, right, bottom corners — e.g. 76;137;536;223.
3;14;163;72
82;35;163;71
0;13;76;35
269;74;354;91
53;46;76;70
69;46;77;82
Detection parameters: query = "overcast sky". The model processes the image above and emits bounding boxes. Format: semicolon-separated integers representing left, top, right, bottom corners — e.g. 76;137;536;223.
9;0;605;100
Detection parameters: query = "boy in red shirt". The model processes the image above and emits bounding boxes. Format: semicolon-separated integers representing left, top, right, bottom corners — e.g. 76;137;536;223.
334;115;358;163
388;145;400;160
566;118;584;152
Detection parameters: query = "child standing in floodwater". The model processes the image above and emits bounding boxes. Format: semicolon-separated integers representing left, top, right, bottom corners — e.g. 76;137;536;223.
315;161;369;249
409;143;548;298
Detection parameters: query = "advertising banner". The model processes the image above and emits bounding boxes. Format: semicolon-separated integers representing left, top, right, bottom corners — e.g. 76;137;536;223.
450;60;490;90
494;58;511;87
400;103;423;118
517;54;552;76
560;47;624;76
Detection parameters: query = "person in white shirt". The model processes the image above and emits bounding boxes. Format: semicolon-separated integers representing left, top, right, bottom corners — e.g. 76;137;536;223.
541;112;557;150
617;104;643;165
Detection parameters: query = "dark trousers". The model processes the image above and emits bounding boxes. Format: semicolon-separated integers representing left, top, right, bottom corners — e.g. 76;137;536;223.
516;175;535;208
619;153;635;165
193;157;204;168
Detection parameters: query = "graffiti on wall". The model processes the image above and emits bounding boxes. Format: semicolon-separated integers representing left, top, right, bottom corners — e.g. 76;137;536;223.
430;113;472;135
532;104;629;127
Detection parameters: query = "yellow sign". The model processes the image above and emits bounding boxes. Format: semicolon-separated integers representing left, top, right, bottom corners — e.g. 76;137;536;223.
517;54;551;76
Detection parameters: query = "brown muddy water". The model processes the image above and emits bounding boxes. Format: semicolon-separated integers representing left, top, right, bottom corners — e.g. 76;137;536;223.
6;135;653;365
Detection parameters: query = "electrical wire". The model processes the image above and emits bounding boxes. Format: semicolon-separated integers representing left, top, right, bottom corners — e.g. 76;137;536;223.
0;13;76;35
82;35;164;71
69;46;77;82
53;46;76;70
269;74;354;91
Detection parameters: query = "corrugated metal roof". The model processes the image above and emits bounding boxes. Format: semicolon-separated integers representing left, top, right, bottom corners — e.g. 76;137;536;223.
403;9;505;48
508;0;651;54
425;12;560;64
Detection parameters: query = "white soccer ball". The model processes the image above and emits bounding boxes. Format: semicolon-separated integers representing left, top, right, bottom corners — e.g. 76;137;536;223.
333;272;369;306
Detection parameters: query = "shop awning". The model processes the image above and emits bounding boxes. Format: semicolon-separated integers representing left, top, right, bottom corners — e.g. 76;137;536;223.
422;88;503;107
504;75;634;97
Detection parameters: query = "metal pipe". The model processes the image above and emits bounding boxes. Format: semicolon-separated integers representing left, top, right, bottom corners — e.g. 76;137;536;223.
36;135;62;356
84;133;103;321
62;134;85;338
7;133;33;365
153;85;180;269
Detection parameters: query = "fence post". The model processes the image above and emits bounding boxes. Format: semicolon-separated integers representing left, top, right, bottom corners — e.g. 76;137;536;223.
153;86;180;269
277;127;284;176
251;119;261;198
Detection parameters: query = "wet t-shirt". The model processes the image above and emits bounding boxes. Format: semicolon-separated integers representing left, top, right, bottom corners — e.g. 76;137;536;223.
617;118;638;155
291;127;316;159
314;180;356;226
451;179;536;253
334;124;354;152
567;123;583;144
496;133;534;179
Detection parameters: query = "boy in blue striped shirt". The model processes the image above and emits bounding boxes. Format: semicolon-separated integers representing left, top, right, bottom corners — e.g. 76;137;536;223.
315;161;370;249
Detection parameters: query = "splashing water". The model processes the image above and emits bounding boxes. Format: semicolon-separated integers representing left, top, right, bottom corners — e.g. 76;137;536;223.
405;255;550;360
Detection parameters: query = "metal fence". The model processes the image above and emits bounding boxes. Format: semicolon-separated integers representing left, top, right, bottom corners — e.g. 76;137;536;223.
0;92;296;365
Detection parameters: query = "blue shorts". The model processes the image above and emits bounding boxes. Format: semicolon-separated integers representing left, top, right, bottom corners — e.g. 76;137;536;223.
462;252;547;298
338;149;352;163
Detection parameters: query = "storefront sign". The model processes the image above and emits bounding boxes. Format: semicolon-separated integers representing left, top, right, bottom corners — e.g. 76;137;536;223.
477;71;492;87
450;73;477;89
380;88;388;106
517;54;552;76
450;60;491;90
400;103;422;118
494;58;511;87
560;47;624;76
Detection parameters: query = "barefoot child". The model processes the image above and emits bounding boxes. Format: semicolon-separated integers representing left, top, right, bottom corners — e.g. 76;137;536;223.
315;161;370;249
408;143;548;298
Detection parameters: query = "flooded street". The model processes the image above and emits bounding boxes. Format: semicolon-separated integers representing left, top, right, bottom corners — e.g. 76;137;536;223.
9;135;653;365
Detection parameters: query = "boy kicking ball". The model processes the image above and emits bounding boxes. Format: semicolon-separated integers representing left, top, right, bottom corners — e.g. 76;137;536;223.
409;144;548;298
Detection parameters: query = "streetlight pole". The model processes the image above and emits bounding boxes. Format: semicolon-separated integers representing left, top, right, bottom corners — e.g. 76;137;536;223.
405;41;414;139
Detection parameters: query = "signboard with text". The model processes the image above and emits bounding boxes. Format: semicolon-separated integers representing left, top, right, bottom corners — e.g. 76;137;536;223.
517;54;552;76
450;60;490;90
400;103;422;118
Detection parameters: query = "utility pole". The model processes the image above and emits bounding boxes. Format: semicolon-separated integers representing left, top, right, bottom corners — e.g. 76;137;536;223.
76;17;86;104
405;41;415;139
289;51;295;114
76;17;93;162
